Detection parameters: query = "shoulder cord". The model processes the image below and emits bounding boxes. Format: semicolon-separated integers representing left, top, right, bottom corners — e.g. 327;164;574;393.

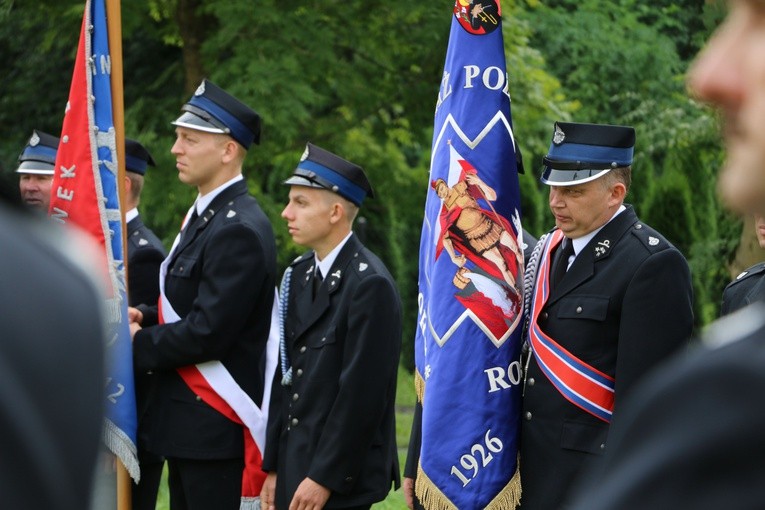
523;232;548;338
279;266;293;386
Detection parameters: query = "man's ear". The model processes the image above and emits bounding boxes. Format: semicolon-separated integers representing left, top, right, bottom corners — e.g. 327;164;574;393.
609;182;627;206
328;201;346;225
221;139;240;164
124;175;132;194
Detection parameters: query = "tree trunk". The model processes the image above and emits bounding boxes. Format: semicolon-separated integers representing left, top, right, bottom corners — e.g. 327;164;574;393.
175;0;208;94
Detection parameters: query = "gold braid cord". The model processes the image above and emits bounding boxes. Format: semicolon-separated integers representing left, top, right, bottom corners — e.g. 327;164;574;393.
415;369;425;404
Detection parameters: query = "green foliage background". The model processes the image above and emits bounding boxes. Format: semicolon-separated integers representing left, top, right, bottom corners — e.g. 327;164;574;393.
0;0;734;358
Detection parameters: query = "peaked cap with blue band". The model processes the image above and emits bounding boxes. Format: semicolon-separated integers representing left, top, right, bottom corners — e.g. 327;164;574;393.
172;79;261;149
541;121;636;186
17;130;60;175
125;138;155;176
284;142;374;206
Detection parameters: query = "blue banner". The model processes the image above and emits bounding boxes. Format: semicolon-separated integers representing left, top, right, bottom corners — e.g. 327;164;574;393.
414;1;523;508
50;0;140;481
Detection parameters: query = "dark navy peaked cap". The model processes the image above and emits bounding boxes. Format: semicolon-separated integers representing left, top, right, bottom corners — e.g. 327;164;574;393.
541;121;636;186
125;138;155;176
17;130;59;175
284;142;374;206
173;79;261;149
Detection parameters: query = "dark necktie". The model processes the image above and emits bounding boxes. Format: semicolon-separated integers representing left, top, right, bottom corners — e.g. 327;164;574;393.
551;237;574;289
312;269;323;300
180;208;199;243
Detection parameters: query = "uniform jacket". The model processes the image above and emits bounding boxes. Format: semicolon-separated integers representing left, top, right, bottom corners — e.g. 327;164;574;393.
133;180;277;459
720;262;765;316
263;234;401;509
126;214;167;308
520;205;694;510
569;303;765;510
126;214;167;468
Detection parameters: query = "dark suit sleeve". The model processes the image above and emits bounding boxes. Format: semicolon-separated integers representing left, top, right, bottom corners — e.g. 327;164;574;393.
127;247;164;308
569;334;765;510
133;222;268;370
403;401;422;478
306;274;402;494
614;247;693;406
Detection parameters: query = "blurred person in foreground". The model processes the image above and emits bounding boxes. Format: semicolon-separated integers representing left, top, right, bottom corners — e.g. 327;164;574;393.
568;2;765;508
0;200;105;509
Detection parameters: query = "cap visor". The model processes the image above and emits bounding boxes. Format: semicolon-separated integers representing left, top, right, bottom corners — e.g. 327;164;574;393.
172;111;226;134
16;162;55;175
541;167;611;186
283;175;326;189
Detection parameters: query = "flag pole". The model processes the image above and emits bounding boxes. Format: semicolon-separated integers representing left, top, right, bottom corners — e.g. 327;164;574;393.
105;1;131;509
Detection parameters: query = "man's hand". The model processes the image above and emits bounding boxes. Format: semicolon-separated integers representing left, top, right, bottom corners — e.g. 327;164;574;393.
128;306;143;325
260;472;277;510
129;320;142;340
289;477;331;510
403;476;416;510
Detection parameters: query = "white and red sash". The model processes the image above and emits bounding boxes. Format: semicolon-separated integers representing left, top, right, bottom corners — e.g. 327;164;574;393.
527;229;615;422
158;210;279;509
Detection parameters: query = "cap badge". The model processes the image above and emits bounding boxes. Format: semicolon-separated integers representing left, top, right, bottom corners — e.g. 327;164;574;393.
594;239;610;257
194;82;205;96
29;132;40;147
552;125;566;145
359;262;368;272
648;236;659;246
300;145;309;162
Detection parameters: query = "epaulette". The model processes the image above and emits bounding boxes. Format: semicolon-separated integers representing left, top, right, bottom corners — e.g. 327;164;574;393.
630;222;667;253
128;229;152;249
732;262;765;283
349;250;374;277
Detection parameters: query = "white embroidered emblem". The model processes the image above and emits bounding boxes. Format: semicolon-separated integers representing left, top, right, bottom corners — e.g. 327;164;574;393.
226;210;236;218
359;262;368;272
139;238;148;246
195;82;205;96
648;236;659;246
331;270;342;279
29;132;40;146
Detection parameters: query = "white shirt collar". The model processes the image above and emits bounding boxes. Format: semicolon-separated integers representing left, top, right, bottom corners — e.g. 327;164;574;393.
126;207;139;223
571;204;626;257
315;232;353;279
193;174;243;215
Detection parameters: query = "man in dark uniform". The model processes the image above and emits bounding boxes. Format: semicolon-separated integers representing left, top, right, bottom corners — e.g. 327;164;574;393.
123;137;168;510
519;121;694;510
568;4;765;508
16;129;58;212
129;80;277;510
720;214;765;315
261;143;401;510
0;202;104;509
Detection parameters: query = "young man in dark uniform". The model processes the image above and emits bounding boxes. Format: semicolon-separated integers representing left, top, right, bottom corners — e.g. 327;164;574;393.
261;143;401;510
519;121;694;510
129;80;277;510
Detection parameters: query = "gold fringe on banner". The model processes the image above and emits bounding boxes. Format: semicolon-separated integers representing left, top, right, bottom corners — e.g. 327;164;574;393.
416;463;457;510
485;457;522;510
415;457;522;510
414;369;425;404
